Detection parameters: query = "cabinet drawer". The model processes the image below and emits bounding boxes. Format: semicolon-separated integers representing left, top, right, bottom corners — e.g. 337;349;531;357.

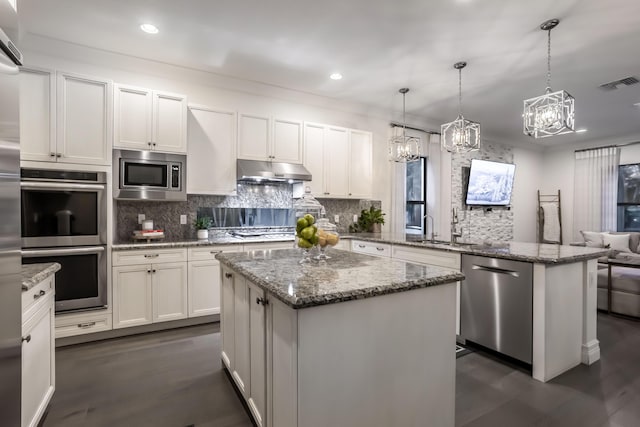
22;275;54;317
55;310;112;338
392;245;461;269
113;248;187;266
351;240;391;257
188;245;243;261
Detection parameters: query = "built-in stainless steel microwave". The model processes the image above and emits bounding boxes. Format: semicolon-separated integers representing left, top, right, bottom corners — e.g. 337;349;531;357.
113;149;187;201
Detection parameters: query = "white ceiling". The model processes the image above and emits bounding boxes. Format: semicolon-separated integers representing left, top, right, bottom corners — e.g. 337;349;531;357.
17;0;640;147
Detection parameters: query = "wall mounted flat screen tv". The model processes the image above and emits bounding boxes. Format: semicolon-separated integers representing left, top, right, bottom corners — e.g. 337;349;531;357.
465;159;516;206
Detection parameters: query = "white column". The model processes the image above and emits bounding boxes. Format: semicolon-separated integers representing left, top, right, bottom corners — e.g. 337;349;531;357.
581;258;601;365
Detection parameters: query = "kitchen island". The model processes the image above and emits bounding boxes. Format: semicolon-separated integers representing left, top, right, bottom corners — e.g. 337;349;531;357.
216;248;464;427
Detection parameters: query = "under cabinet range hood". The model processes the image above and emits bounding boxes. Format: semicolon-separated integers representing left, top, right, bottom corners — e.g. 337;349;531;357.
237;159;312;183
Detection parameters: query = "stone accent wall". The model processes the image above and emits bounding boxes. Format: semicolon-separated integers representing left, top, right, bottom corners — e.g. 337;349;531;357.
451;142;514;242
115;182;380;241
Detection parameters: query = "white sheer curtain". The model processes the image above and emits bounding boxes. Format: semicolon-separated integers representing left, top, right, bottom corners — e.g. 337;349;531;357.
573;146;620;240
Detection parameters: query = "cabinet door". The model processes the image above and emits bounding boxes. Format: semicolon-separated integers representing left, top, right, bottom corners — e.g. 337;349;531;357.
112;265;153;329
188;260;221;317
272;118;302;163
247;281;266;427
187;106;237;195
303;122;325;196
56;72;112;165
348;129;373;198
153;91;187;153
19;68;56;162
22;298;54;427
324;126;349;197
114;84;153;151
233;276;251;397
238;113;270;161
221;267;235;370
152;262;188;322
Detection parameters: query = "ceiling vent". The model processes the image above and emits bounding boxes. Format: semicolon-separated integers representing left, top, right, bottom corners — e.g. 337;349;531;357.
598;76;640;91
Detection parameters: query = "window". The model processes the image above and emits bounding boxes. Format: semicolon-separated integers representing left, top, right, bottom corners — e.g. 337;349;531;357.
405;157;427;235
617;163;640;231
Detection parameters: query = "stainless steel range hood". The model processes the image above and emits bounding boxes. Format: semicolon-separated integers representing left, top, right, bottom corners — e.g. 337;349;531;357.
237;159;312;183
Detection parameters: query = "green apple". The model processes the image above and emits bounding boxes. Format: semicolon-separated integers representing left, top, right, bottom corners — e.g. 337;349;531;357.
300;226;315;241
297;217;308;230
297;237;313;248
303;213;315;226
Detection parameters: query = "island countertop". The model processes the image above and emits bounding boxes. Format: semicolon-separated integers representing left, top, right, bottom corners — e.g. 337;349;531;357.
346;233;608;264
216;248;464;309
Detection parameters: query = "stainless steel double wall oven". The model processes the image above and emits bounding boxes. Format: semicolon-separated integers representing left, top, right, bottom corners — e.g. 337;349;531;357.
21;169;107;312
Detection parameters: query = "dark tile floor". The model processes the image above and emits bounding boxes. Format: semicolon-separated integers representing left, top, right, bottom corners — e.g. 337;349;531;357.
41;313;640;427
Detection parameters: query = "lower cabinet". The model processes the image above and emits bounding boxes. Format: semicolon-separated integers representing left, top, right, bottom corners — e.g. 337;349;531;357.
22;277;56;427
112;258;188;329
221;266;296;427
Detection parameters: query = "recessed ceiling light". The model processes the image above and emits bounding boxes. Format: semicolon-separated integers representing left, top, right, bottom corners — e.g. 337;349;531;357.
330;73;343;80
576;129;588;133
140;24;159;34
634;102;640;107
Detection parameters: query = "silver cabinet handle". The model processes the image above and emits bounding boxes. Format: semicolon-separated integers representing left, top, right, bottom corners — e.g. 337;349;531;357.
21;182;106;191
256;297;269;306
225;272;233;279
471;265;520;277
33;290;46;300
144;254;160;258
376;247;385;251
210;250;222;255
148;142;152;146
358;244;365;248
50;152;56;157
147;270;151;274
56;153;62;158
78;322;96;329
152;269;156;273
22;246;105;257
22;335;31;343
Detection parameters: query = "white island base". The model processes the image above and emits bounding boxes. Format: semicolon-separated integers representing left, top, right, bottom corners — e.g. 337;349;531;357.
221;268;458;427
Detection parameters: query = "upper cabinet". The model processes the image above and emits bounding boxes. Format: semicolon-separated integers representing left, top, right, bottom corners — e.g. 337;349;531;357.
187;105;237;195
20;68;113;165
303;122;372;199
114;84;187;154
237;113;303;163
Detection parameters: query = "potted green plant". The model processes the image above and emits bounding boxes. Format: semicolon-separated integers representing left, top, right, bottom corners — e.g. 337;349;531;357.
194;217;212;240
349;206;385;233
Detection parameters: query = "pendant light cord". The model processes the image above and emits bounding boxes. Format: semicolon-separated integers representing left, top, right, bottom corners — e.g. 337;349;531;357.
458;68;462;116
546;29;552;92
402;91;407;138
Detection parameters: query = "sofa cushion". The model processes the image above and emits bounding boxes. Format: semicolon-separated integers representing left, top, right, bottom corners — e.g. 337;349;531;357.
609;231;640;253
603;233;632;253
581;231;607;248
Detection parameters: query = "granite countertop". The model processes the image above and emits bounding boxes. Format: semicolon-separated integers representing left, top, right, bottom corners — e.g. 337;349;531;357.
345;233;608;264
216;249;464;309
111;234;297;251
22;262;61;291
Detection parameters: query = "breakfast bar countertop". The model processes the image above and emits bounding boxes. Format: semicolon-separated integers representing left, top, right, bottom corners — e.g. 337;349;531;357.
216;248;464;309
21;262;61;291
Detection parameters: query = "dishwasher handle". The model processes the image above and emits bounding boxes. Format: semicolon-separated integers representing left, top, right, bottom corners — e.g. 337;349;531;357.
471;264;520;277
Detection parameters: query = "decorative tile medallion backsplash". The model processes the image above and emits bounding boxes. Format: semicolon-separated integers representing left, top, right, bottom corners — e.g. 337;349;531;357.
115;182;380;242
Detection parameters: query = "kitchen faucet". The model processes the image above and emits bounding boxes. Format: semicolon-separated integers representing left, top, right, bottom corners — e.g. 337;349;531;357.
423;214;436;242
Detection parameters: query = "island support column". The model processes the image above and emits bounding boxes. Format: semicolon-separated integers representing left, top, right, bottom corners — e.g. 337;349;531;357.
581;258;601;365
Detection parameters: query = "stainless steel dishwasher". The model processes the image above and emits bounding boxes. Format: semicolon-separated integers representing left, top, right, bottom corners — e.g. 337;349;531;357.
460;254;533;364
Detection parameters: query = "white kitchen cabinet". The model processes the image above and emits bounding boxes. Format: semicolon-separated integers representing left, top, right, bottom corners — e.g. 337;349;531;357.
351;239;391;257
221;266;236;371
20;69;112;165
303;123;372;199
348;129;373;199
247;281;267;427
22;276;55;427
114;84;187;153
54;309;112;339
233;276;251;397
187;105;237;195
56;71;112;165
19;68;55;163
238;113;302;163
112;249;188;329
187;246;242;318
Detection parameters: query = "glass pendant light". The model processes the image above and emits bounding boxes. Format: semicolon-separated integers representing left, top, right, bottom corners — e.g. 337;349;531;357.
389;88;421;162
523;19;575;138
441;62;480;153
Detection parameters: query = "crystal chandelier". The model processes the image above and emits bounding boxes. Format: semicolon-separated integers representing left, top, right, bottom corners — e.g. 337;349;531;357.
441;62;480;153
523;19;575;138
389;88;421;162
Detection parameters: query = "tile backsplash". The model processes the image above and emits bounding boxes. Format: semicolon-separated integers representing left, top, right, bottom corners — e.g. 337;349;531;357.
115;182;380;242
